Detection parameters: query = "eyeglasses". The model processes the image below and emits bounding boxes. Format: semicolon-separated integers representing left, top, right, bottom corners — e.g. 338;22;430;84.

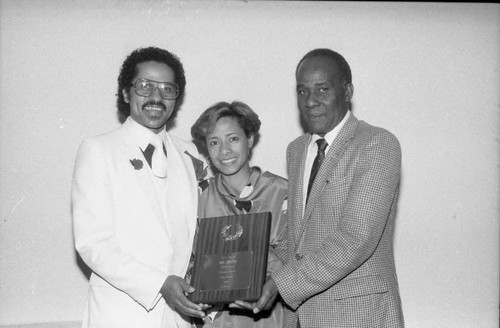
130;79;179;100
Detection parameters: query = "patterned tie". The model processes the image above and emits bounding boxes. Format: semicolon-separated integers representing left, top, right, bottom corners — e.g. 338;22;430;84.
150;134;168;178
307;138;328;201
234;200;252;212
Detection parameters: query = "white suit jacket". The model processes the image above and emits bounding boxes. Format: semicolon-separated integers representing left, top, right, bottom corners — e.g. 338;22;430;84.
72;118;199;328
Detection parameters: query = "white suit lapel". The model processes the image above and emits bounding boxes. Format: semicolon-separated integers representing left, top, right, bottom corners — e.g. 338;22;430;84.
180;149;198;243
163;135;199;276
164;134;198;245
119;122;170;236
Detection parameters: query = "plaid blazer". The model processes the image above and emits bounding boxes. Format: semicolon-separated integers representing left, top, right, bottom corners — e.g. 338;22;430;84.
273;113;404;328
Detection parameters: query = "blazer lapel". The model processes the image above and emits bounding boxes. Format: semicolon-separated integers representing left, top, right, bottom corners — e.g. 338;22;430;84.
291;134;311;244
119;124;170;236
297;114;358;243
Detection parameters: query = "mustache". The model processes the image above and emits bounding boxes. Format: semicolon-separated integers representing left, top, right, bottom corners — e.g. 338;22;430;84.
142;101;166;111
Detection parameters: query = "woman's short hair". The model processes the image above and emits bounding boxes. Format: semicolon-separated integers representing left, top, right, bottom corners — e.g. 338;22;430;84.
191;101;261;156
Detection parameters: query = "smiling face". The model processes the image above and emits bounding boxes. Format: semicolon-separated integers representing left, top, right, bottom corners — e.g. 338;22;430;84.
206;116;254;181
123;61;176;134
296;56;353;136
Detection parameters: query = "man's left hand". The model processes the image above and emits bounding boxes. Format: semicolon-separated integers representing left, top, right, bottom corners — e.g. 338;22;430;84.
228;277;279;314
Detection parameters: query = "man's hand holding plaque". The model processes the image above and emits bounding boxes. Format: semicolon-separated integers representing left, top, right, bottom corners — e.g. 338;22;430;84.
160;275;211;318
228;276;279;314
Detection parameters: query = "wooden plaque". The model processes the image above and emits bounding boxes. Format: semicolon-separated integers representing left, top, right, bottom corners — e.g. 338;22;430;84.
188;212;272;304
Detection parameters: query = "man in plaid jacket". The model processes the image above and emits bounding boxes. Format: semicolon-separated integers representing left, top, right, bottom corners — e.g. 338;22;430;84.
241;48;405;327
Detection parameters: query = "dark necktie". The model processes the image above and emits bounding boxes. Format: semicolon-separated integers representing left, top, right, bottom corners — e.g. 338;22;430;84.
142;144;155;168
307;138;328;201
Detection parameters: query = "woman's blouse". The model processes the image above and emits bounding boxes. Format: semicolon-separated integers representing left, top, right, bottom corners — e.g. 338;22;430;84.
195;167;288;328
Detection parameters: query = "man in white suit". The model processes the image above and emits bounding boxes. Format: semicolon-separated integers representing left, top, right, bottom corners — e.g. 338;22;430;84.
72;47;207;327
244;49;404;327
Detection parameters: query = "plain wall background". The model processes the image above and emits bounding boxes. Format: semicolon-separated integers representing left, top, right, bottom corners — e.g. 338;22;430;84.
0;1;498;327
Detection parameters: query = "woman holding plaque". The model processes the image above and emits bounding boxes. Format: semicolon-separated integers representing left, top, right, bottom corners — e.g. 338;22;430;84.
190;101;287;328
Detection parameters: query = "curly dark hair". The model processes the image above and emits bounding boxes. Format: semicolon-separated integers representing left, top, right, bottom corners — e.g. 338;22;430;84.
296;48;352;85
116;46;186;119
191;101;261;157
